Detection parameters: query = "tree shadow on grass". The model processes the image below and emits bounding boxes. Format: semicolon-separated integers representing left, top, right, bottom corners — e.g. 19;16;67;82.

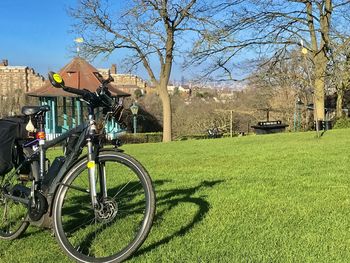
132;179;225;258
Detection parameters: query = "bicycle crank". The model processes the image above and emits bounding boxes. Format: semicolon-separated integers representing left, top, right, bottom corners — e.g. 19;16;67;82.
28;192;48;221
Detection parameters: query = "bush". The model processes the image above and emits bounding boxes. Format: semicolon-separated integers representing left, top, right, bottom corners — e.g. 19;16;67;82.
333;117;350;129
118;132;163;144
174;134;208;141
174;133;239;141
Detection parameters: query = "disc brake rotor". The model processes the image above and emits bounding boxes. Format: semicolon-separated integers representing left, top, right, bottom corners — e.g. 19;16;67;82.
95;198;118;223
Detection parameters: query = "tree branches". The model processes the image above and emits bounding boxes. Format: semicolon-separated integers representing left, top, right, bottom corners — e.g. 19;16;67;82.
70;0;219;141
189;0;350;80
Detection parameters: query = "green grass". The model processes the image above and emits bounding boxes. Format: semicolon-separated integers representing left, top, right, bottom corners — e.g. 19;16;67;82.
1;129;350;262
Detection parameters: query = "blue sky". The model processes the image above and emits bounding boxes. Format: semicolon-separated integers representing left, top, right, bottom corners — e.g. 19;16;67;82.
0;1;238;84
0;1;78;75
0;0;175;80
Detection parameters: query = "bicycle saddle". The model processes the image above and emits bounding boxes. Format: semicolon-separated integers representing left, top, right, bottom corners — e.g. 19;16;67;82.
22;105;51;116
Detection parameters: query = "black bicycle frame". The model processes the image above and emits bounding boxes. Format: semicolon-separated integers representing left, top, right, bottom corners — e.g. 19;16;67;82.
19;123;87;193
42;104;101;213
5;98;111;220
43;123;89;194
1;122;90;214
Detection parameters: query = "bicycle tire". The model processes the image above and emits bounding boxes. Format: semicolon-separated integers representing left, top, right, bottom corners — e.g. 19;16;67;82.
52;151;155;263
0;147;35;240
0;182;30;240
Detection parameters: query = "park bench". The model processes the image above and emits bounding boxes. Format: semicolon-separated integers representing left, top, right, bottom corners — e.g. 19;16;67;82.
251;120;288;134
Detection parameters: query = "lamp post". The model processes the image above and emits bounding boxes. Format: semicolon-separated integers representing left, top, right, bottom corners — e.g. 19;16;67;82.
130;102;139;134
293;97;304;131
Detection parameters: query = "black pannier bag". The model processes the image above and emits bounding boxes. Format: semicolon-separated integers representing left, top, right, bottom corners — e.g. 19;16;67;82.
0;120;18;175
0;117;31;176
4;116;31;139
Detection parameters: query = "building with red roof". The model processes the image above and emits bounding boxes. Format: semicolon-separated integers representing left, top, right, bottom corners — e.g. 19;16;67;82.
27;57;130;139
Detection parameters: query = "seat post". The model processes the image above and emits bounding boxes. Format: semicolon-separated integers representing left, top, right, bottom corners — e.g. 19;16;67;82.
37;112;46;133
36;111;47;185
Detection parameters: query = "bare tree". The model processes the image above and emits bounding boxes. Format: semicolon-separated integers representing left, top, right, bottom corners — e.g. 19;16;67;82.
191;0;350;126
233;48;321;131
69;0;215;142
328;37;350;118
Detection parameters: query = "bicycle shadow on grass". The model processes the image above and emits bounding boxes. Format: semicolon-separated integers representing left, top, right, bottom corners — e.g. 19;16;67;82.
132;179;225;258
21;178;224;258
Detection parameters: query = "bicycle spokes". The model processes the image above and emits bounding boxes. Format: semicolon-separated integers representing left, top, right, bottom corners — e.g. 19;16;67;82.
53;153;155;262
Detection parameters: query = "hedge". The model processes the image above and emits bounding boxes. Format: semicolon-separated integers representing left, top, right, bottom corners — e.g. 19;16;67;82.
118;132;163;144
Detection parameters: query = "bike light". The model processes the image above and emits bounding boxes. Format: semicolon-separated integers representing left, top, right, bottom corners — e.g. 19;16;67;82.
36;131;46;139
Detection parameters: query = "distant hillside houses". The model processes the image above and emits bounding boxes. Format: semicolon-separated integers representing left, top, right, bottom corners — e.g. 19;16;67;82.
0;58;240;103
167;84;191;95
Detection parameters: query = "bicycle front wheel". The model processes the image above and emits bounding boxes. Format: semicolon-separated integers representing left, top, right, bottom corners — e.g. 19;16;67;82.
52;151;155;263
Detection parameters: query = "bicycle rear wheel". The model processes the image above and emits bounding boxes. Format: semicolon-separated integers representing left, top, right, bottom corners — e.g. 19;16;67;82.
0;180;30;240
53;151;155;263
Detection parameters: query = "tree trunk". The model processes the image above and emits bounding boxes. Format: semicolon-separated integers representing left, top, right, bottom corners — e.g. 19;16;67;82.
336;88;344;118
314;77;325;121
313;55;326;122
158;84;172;142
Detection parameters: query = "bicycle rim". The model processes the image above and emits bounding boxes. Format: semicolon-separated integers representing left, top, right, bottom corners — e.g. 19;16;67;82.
0;182;30;240
53;152;155;263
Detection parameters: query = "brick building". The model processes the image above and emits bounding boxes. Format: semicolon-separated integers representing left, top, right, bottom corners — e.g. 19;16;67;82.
0;59;45;96
99;64;155;95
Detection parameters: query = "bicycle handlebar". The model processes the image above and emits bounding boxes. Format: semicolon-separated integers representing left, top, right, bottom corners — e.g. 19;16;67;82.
48;71;124;123
48;71;115;107
62;86;90;97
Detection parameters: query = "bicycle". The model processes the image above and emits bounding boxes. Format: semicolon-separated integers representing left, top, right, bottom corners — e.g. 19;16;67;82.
0;72;156;263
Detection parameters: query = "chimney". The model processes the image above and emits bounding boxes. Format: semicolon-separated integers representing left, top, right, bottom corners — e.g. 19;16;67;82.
1;59;8;66
110;64;117;74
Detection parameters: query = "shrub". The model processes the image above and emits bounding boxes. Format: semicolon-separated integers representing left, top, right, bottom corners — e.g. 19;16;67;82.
333;117;350;129
174;134;208;141
118;132;163;144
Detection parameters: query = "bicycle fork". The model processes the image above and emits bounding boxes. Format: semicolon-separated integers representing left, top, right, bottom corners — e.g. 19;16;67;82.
87;140;108;209
87;140;98;208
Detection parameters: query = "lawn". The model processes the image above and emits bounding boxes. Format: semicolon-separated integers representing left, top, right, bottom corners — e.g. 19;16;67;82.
1;128;350;262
